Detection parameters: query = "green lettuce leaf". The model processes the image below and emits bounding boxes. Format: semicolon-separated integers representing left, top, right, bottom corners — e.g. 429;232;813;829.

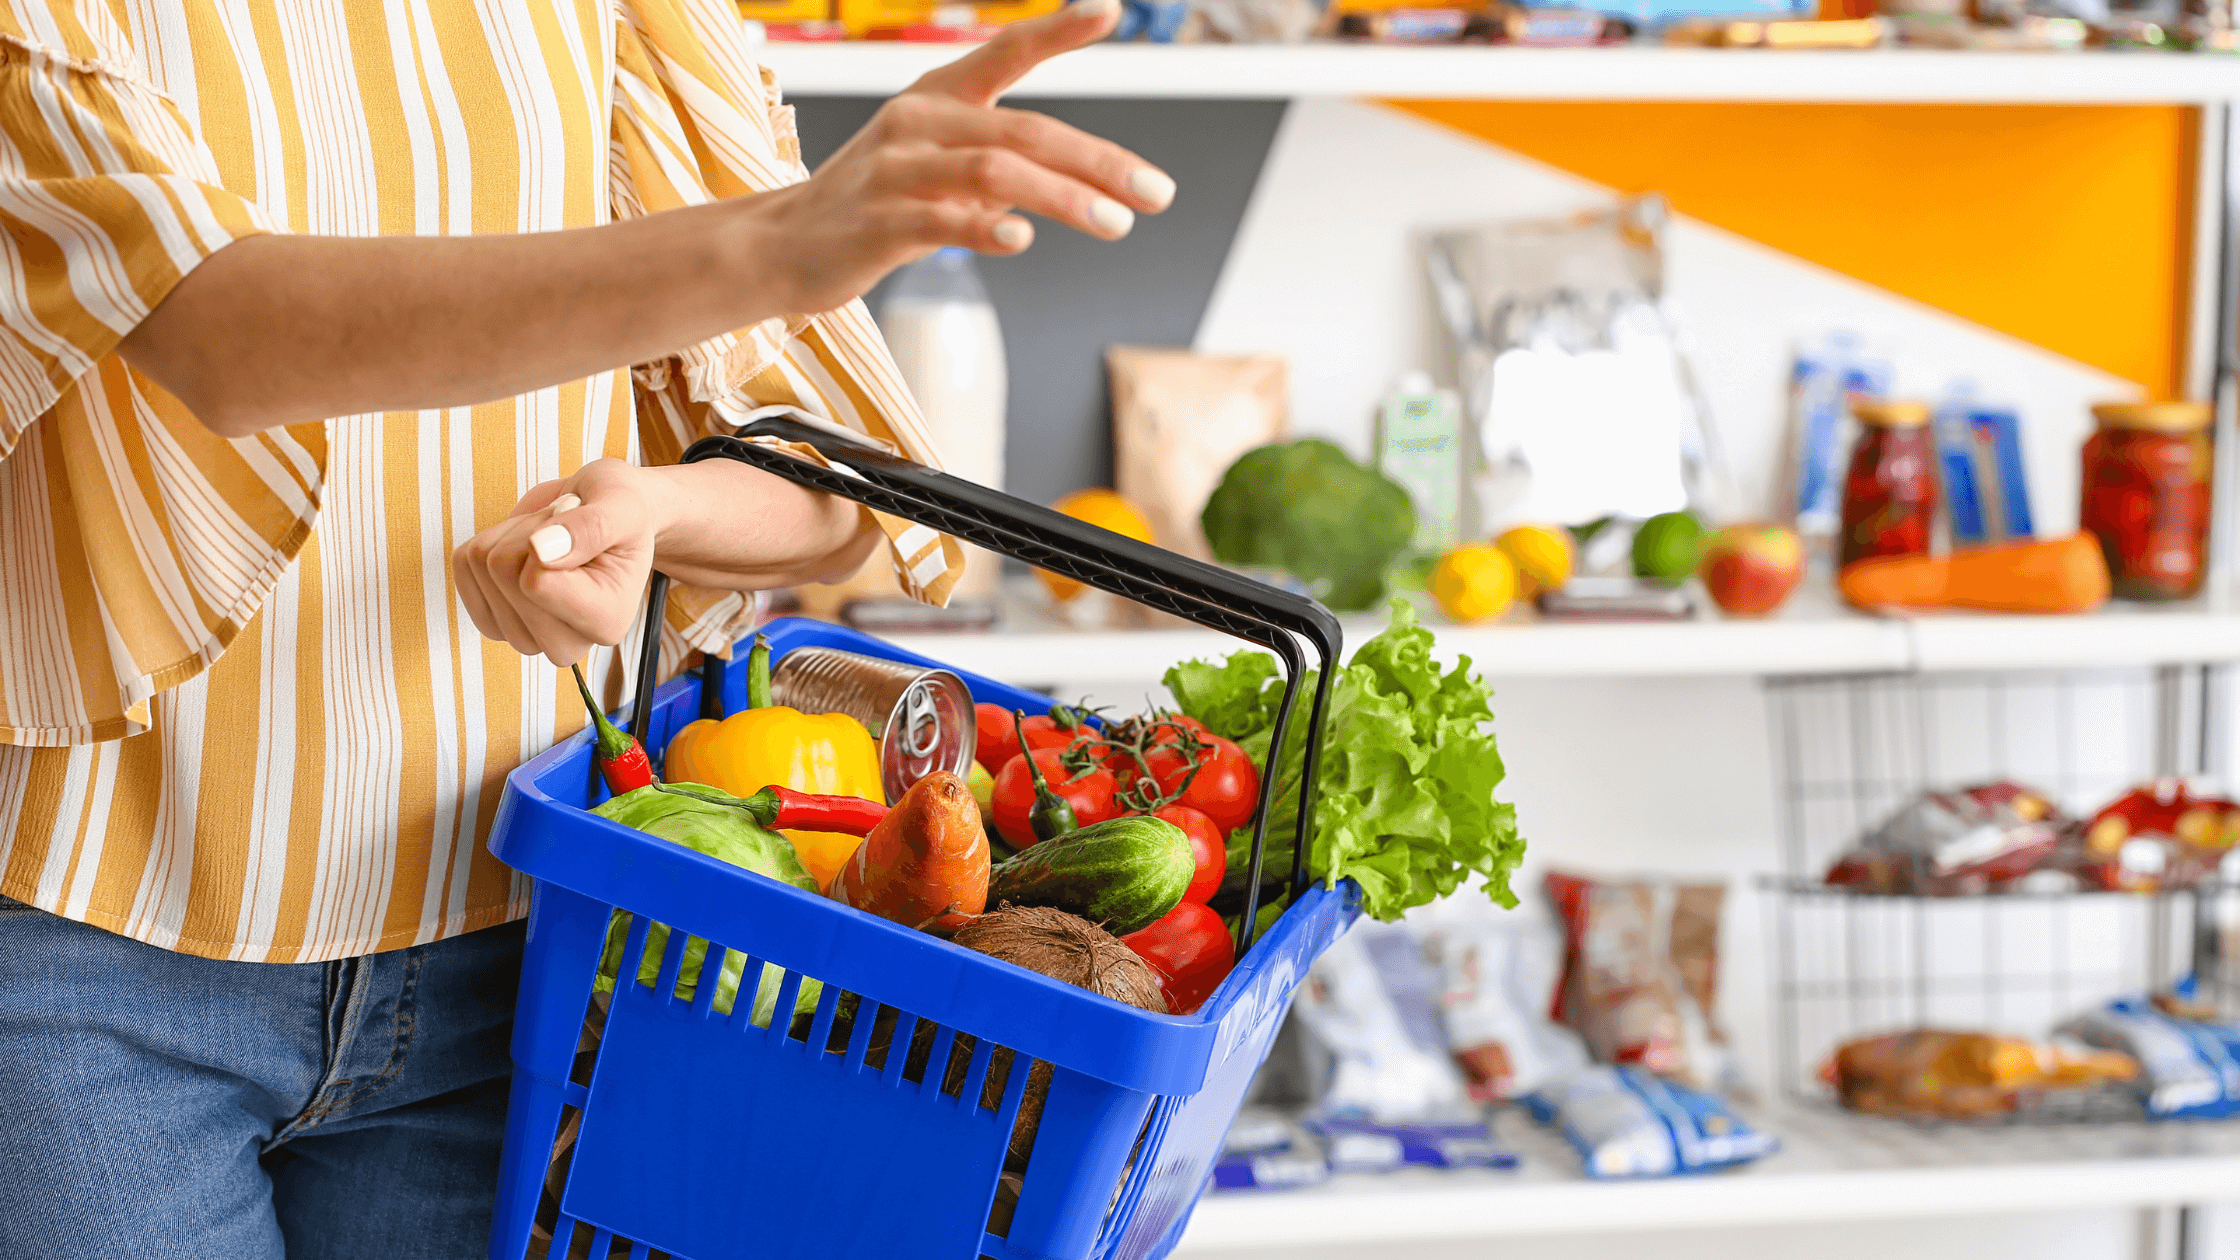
1168;599;1523;922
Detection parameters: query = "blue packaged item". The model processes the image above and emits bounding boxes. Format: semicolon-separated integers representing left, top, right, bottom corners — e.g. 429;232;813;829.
2061;991;2240;1120
1790;332;1894;535
1934;388;2035;546
1523;1066;1778;1178
1306;1117;1519;1171
1213;1109;1332;1192
1523;0;1810;23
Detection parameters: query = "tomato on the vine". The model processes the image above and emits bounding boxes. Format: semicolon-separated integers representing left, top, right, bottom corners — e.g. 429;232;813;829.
1154;804;1225;905
990;747;1119;847
1144;735;1260;834
974;703;1096;775
1121;901;1235;1016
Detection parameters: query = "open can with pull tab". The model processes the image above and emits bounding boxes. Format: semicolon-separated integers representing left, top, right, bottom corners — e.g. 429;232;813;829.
768;646;976;801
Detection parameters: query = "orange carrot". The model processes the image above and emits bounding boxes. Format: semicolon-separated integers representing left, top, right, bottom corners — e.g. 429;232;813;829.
1839;534;2110;614
829;770;989;933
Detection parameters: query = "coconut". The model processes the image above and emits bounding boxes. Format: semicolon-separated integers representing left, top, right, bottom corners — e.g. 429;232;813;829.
949;904;1167;1171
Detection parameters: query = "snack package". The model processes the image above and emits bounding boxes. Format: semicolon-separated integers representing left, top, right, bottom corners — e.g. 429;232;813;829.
1781;330;1892;562
2059;992;2240;1120
1522;1065;1778;1179
1544;871;1740;1093
1289;924;1475;1123
1824;1030;2139;1120
1108;346;1287;564
2077;780;2240;893
1822;780;2066;895
1427;910;1592;1101
1305;1116;1518;1171
1212;1108;1332;1191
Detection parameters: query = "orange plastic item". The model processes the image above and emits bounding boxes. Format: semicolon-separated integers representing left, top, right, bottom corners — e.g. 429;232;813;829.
738;0;833;22
1837;533;2110;614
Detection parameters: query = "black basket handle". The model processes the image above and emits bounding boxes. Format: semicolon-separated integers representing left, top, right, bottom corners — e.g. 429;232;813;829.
631;413;1342;955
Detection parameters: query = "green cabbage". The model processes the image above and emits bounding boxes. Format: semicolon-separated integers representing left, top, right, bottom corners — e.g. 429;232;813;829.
591;784;823;1026
1165;599;1523;921
1199;439;1417;612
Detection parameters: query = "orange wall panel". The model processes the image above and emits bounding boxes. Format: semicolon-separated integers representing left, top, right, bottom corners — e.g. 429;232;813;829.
1386;101;2197;396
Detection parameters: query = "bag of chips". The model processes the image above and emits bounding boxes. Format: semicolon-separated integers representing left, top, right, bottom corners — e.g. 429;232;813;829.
1522;1065;1777;1179
1544;871;1740;1093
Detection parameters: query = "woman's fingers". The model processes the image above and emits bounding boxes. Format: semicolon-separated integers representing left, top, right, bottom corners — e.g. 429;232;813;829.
910;0;1120;107
879;145;1133;241
896;98;1173;215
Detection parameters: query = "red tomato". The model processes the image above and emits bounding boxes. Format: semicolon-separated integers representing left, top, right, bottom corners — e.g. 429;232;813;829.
1146;714;1212;743
974;704;1097;775
1154;804;1224;905
1145;735;1261;834
1121;901;1236;1016
991;748;1119;848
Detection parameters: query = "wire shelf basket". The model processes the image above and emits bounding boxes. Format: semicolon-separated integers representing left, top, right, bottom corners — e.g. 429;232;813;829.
1761;664;2240;1106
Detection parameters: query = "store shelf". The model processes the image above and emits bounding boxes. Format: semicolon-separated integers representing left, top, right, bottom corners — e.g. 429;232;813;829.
880;587;2240;683
1173;1103;2240;1251
760;43;2240;103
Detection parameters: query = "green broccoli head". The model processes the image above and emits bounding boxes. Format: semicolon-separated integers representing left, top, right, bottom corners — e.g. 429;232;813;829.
1200;439;1418;611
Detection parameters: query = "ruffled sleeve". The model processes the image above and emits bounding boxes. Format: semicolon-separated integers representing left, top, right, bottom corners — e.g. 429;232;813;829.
612;0;964;658
0;26;312;747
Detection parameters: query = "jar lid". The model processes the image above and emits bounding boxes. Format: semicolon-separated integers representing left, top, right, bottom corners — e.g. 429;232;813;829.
2091;401;2212;432
1853;401;1930;428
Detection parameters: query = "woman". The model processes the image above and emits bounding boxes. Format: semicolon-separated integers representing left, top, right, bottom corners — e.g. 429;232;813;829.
0;0;1169;1255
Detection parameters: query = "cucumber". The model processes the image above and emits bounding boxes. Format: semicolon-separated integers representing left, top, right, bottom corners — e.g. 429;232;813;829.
987;816;1191;935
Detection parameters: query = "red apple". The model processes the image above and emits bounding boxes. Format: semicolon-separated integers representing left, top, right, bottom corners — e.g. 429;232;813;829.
1699;523;1803;617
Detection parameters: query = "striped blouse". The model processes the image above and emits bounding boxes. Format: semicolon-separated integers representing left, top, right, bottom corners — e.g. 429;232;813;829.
0;0;961;963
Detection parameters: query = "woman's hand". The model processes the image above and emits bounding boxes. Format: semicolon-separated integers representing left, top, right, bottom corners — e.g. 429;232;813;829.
739;0;1176;315
454;459;879;665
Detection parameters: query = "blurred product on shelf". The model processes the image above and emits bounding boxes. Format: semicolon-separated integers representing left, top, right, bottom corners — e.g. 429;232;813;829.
1290;924;1482;1122
1430;907;1591;1101
2080;400;2213;603
1329;3;1475;39
1115;0;1194;40
1536;574;1696;620
1545;870;1742;1093
1839;400;1938;567
1698;522;1804;616
1824;1030;2139;1120
2060;980;2240;1118
1200;439;1417;610
1376;371;1466;556
1430;542;1519;623
1484;4;1635;44
1192;0;1323;41
1630;508;1706;585
1523;1066;1779;1178
879;247;1007;601
1785;330;1894;568
843;0;1061;38
1663;14;1891;43
1838;533;2110;614
1496;524;1574;597
1823;780;2067;896
1035;488;1156;603
1934;386;2035;548
1110;346;1288;565
1213;1109;1336;1190
1427;194;1727;538
2078;779;2240;892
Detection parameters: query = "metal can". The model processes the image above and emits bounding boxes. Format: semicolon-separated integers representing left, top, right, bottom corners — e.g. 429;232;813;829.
769;647;975;803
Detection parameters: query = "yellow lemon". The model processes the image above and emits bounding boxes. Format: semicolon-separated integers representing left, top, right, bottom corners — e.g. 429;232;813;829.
1038;489;1155;602
1430;544;1518;624
1496;525;1574;597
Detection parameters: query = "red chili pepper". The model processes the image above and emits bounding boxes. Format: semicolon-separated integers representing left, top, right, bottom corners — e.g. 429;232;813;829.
572;664;655;795
651;781;888;836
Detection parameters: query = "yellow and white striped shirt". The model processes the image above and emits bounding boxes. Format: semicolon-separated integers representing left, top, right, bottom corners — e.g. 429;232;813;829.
0;0;960;963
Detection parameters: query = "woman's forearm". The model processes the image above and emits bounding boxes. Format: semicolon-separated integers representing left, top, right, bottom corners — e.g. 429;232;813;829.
644;459;881;589
118;198;787;437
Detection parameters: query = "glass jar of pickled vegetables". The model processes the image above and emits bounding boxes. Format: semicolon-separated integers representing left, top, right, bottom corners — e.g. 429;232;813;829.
2080;401;2213;602
1840;401;1938;567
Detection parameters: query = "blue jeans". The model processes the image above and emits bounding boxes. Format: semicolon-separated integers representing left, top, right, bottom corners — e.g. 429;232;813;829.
0;896;522;1259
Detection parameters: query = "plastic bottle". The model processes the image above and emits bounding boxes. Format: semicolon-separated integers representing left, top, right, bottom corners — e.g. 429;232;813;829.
879;247;1007;600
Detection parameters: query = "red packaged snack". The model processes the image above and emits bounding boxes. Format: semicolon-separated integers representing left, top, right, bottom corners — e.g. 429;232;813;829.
1544;871;1737;1092
2078;779;2240;893
1823;780;2065;895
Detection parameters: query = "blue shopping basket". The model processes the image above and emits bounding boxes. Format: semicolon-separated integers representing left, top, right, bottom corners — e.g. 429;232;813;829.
486;416;1354;1260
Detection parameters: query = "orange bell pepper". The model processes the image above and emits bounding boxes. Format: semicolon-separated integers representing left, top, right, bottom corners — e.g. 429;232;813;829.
665;636;885;891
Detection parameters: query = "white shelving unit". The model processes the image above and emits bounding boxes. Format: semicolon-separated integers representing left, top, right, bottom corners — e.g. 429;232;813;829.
1173;1104;2240;1251
759;42;2240;103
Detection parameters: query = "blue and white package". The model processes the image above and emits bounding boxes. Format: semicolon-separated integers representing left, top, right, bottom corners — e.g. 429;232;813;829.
1788;332;1894;536
2060;994;2240;1120
1934;388;2035;546
1307;1117;1520;1171
1212;1108;1332;1192
1523;1066;1779;1178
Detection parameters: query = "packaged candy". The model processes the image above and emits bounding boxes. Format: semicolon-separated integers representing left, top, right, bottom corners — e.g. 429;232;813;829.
1305;1116;1518;1171
1544;871;1740;1093
1824;1030;2139;1120
1426;910;1591;1102
1823;780;2066;895
2059;993;2240;1120
1522;1065;1779;1179
2077;780;2240;893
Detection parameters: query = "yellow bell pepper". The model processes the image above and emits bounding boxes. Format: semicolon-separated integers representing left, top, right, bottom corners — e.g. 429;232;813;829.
664;636;885;892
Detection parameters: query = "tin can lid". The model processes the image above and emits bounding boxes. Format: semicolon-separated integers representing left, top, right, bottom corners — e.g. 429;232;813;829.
2091;401;2212;432
1852;401;1931;428
879;671;976;803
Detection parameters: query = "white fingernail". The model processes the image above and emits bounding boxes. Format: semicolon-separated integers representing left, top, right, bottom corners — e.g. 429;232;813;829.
1130;168;1176;211
994;218;1033;250
1090;197;1134;238
1073;0;1119;17
529;524;572;565
550;493;582;513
